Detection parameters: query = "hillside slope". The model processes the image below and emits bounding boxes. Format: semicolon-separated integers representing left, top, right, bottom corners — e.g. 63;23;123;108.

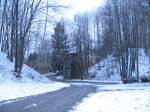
0;52;50;83
0;52;69;102
89;49;150;82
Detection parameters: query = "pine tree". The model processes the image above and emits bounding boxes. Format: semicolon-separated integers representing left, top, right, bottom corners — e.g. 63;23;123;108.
51;22;69;73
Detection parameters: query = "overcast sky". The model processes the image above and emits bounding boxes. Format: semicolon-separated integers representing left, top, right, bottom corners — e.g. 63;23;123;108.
60;0;107;20
34;0;107;36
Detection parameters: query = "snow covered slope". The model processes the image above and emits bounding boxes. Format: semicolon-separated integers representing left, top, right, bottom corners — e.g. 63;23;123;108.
133;49;150;80
89;49;150;81
0;52;49;83
0;52;69;102
89;55;121;81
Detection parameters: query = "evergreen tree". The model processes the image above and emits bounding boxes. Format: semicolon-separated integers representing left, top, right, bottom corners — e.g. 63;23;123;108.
51;22;69;73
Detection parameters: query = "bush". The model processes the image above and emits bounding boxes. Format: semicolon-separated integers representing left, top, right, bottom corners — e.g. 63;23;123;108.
28;52;38;63
140;75;150;83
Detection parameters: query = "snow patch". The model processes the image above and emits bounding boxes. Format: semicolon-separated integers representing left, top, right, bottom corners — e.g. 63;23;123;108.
89;55;121;81
24;103;37;109
71;83;150;112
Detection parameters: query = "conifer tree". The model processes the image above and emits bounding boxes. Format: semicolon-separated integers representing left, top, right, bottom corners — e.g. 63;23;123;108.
51;22;69;73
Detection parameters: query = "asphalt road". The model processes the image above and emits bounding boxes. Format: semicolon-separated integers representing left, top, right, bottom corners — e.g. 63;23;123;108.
0;85;96;112
46;75;120;85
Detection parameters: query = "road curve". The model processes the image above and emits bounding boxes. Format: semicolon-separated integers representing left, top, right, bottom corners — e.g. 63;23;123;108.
0;85;96;112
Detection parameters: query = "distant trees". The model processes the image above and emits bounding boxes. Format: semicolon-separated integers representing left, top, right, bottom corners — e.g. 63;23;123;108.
72;14;95;78
27;52;38;70
25;1;69;74
94;6;113;70
51;21;70;74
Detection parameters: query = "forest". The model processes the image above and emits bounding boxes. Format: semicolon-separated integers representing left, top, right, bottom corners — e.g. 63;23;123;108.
0;0;150;83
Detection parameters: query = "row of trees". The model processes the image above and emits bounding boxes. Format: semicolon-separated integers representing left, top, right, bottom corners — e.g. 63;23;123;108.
0;0;67;76
51;0;150;81
1;0;150;81
51;15;93;79
94;0;150;82
0;0;42;75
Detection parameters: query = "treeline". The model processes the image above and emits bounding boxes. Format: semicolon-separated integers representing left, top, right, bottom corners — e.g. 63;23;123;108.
0;0;66;77
51;17;93;79
52;0;150;81
0;0;42;76
1;0;150;81
95;0;150;82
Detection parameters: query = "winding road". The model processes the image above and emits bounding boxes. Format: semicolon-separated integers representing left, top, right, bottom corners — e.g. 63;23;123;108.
0;85;96;112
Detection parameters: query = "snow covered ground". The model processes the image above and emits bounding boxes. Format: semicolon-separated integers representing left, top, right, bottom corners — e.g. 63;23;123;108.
44;72;57;76
0;52;70;102
70;83;150;112
0;82;69;102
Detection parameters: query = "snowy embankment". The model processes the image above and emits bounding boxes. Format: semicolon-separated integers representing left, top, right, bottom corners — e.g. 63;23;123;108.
89;49;150;81
88;55;121;81
133;49;150;80
0;52;69;102
70;83;150;112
